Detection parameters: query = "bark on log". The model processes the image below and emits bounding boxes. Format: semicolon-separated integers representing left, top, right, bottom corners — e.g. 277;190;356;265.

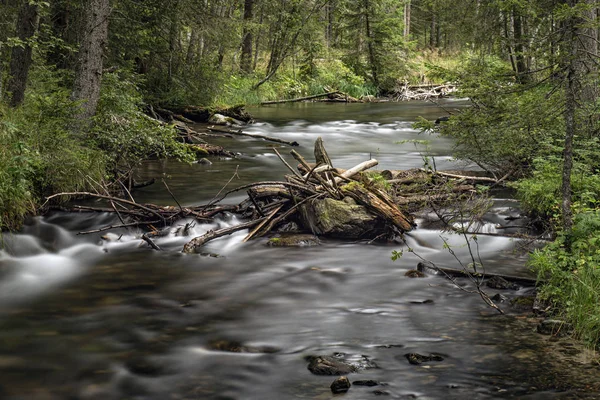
421;169;497;183
183;218;266;253
341;183;414;232
314;136;333;166
416;261;538;286
314;159;379;191
260;91;340;105
208;126;299;146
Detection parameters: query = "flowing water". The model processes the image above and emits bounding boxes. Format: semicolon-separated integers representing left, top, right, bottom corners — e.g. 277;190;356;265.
0;101;597;400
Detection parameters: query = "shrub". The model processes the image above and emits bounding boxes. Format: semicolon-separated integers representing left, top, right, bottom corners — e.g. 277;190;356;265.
530;211;600;347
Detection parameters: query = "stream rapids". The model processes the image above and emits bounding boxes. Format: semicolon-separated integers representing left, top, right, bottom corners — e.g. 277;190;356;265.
0;101;598;399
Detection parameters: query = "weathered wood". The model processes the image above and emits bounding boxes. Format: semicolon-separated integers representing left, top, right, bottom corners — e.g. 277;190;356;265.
421;169;497;183
248;185;290;198
243;204;285;242
208;126;299;147
183;218;266;253
290;150;313;173
314;136;333;166
416;261;538;286
314;159;379;191
341;183;414;232
260;91;340;105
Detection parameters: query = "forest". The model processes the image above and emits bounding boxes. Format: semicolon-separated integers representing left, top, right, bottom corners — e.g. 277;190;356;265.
1;0;600;349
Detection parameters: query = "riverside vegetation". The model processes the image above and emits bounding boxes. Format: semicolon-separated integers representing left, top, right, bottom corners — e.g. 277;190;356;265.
1;0;600;353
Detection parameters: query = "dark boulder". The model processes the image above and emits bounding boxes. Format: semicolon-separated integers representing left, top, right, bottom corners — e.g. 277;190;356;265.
330;376;351;394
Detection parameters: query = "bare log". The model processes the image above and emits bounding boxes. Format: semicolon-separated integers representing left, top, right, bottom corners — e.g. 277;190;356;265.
208;126;299;146
141;233;162;251
421;169;498;183
183;218;266;253
341;183;414;232
314;136;333;166
44;192;167;225
315;159;379;191
260;91;340;105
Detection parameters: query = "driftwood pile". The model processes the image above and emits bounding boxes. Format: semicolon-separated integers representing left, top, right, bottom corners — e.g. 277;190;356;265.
44;137;506;254
392;83;457;101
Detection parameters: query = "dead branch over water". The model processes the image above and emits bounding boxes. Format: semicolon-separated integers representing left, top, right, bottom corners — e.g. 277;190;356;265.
42;137;532;257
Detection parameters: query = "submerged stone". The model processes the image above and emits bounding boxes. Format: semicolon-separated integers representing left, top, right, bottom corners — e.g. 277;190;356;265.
486;276;519;290
353;380;380;387
404;353;444;365
405;269;426;278
330;376;351;394
266;234;320;247
306;356;357;375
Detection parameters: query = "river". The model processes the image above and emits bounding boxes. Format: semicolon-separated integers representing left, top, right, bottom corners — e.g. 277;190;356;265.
0;100;597;399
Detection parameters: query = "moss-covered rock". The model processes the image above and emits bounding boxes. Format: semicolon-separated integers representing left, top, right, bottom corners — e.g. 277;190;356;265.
266;235;320;247
299;196;389;239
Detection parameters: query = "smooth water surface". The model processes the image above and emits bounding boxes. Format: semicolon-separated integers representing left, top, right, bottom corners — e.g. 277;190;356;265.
0;101;596;400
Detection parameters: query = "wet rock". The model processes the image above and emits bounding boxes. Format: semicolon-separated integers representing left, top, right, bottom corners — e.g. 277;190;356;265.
125;357;164;377
537;319;573;337
353;380;380;387
275;221;301;233
510;296;535;312
417;261;438;275
330;376;351;394
207;339;279;353
208;113;244;126
266;234;320;247
375;344;404;349
299;197;389;239
373;390;391;396
404;353;444;365
306;356;357;375
491;293;508;303
486;276;519;290
533;295;551;316
198;158;212;165
410;299;434;304
405;269;426;278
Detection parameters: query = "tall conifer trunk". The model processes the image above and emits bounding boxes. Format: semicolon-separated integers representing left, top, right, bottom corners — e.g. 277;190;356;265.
7;1;38;107
72;0;110;123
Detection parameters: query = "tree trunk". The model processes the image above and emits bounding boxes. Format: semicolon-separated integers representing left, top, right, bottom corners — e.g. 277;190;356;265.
562;12;577;233
364;0;378;87
512;7;529;84
7;1;38;107
403;0;411;40
561;0;598;232
71;0;110;123
240;0;254;73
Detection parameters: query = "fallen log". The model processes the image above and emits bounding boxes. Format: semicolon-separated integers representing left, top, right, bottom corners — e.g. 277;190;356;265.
166;105;253;124
183;218;266;253
208;126;299;147
260;91;340;105
421;169;498;183
416;261;538;286
341;182;414;232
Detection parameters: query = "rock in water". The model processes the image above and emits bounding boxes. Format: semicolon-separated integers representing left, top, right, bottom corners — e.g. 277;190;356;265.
266;234;320;247
405;269;426;278
330;376;351;394
404;353;444;365
299;197;388;239
306;356;356;375
486;276;519;290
